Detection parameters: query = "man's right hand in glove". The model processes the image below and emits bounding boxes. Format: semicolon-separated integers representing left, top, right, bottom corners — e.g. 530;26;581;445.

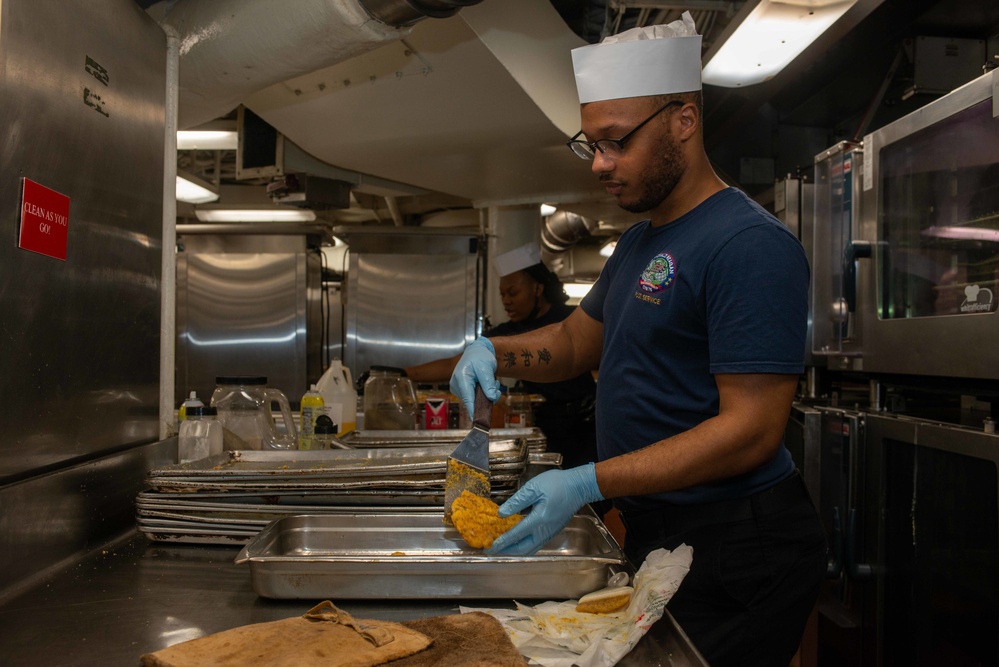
450;337;501;417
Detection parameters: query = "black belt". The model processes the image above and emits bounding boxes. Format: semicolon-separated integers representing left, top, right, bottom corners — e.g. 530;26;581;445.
620;471;810;538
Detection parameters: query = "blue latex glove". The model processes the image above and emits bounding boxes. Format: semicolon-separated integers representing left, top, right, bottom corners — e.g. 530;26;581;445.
487;463;604;556
450;337;501;417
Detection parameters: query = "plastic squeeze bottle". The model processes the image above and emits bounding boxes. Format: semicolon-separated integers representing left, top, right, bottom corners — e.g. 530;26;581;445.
178;406;223;463
312;415;338;450
299;384;325;450
177;391;204;422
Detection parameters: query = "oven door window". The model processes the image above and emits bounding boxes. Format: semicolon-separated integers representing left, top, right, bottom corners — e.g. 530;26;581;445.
878;98;999;319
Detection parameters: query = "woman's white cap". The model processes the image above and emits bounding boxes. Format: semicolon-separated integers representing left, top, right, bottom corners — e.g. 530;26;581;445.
495;243;542;277
571;12;702;104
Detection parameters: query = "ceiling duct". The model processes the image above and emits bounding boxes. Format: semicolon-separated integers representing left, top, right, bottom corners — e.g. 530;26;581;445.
147;0;486;128
542;210;598;254
359;0;486;27
266;174;352;209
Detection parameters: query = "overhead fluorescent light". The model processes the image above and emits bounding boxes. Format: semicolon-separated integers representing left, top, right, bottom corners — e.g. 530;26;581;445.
540;204;557;217
177;130;238;150
176;171;219;204
564;282;594;299
702;0;860;88
194;207;317;222
599;240;617;258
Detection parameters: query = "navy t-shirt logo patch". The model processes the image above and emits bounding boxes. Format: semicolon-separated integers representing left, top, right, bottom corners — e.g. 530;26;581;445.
638;251;677;294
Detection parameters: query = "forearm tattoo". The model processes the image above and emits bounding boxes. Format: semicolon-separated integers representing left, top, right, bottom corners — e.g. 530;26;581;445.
502;347;553;369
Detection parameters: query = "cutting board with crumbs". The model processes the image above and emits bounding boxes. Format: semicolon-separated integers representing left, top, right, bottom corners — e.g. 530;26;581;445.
397;612;527;667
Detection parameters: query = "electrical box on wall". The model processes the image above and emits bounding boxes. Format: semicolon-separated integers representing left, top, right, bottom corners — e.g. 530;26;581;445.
910;36;987;96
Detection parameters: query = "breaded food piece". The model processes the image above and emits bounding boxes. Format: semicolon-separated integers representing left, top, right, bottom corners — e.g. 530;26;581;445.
575;586;634;614
451;490;523;550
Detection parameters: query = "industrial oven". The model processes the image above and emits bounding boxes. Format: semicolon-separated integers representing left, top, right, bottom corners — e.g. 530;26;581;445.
858;69;999;380
775;176;823;383
813;142;867;368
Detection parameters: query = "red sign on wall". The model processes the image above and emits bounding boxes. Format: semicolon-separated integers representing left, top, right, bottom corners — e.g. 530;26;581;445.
19;178;70;261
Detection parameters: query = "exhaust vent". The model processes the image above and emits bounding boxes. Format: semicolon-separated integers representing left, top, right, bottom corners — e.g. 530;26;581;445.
542;210;597;253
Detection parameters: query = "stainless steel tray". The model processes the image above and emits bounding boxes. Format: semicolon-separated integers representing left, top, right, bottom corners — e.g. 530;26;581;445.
235;513;627;600
137;487;518;506
149;442;528;479
148;474;522;493
341;428;545;450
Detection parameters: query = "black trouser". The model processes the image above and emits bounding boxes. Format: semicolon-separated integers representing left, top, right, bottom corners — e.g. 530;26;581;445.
620;472;826;667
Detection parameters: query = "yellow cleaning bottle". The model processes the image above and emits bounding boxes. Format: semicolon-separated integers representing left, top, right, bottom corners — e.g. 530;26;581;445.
298;384;325;450
177;391;204;422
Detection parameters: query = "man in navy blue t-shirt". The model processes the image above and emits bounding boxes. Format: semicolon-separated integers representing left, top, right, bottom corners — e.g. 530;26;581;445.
449;14;825;667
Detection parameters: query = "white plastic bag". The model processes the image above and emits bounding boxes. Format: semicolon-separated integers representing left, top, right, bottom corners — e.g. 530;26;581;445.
461;544;692;667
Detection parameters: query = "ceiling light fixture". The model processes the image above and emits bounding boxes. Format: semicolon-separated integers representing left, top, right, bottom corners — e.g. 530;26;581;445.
194;206;317;223
702;0;860;88
540;204;557;217
177;130;238;150
599;240;617;258
564;282;594;299
176;171;219;204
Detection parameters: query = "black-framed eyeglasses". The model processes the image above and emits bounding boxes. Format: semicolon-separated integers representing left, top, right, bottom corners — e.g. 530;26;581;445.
566;100;683;161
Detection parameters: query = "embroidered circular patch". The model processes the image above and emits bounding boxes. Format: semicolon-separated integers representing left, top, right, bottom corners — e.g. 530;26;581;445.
638;252;676;294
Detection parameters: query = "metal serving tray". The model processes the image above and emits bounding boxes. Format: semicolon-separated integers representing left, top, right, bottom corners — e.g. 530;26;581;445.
236;513;627;600
138;487;518;506
149;442;528;479
341;428;545;451
148;474;522;493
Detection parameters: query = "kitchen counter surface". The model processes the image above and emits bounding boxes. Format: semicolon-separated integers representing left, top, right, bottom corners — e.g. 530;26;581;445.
0;530;706;666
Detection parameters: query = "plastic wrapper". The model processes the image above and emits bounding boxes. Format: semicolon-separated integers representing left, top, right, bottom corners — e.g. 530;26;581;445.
461;544;692;667
600;12;697;43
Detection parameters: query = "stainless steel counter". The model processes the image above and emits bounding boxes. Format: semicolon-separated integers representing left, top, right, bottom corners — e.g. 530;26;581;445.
0;530;707;666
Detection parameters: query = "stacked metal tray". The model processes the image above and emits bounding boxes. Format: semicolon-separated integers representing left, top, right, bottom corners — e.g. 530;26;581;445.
235;513;628;600
138;438;530;544
339;426;548;454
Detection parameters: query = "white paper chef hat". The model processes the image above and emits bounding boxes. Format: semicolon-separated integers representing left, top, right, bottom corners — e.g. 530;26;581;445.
494;243;542;277
571;12;702;104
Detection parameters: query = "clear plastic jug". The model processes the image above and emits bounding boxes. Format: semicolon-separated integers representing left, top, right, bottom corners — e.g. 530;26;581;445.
362;366;417;430
210;376;298;450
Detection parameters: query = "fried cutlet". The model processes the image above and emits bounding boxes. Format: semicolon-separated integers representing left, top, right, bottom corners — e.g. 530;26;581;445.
450;490;523;550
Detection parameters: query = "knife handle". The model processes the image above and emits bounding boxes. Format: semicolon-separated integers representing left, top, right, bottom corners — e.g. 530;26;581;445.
473;385;492;430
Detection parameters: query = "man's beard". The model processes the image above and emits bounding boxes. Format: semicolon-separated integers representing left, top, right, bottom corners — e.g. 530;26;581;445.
618;133;685;214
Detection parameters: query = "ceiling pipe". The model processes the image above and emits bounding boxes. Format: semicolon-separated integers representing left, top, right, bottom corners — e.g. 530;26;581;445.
359;0;486;27
384;196;406;226
147;0;486;129
542;210;598;253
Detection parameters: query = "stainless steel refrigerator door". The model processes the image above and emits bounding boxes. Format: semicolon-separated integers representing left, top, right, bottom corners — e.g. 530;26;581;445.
815;408;870;666
0;0;165;481
343;230;480;377
864;413;999;666
175;234;321;408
